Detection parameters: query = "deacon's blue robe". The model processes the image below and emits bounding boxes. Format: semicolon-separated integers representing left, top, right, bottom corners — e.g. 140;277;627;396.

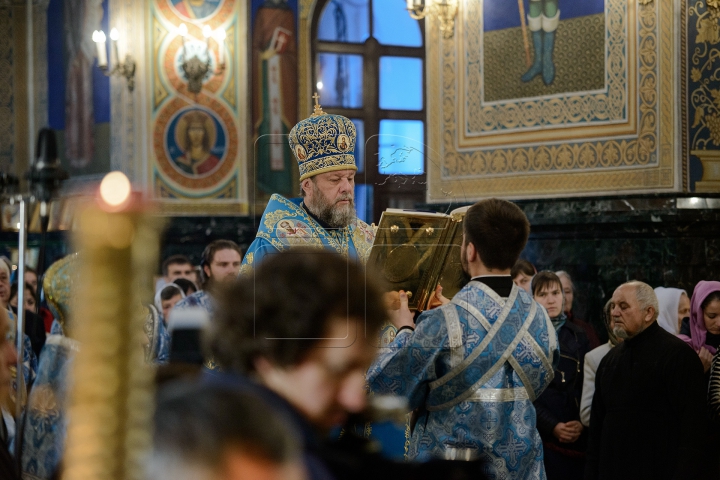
367;281;558;478
240;194;375;274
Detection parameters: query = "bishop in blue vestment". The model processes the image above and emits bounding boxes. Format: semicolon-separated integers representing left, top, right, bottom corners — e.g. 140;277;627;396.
241;97;374;274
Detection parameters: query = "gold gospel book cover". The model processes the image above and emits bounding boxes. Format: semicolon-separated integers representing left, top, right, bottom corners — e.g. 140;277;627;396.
367;207;470;311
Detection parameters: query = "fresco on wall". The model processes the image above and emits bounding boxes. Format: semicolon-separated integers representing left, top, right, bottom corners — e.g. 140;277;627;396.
426;0;679;200
169;0;223;20
150;0;247;212
252;0;298;198
483;0;605;102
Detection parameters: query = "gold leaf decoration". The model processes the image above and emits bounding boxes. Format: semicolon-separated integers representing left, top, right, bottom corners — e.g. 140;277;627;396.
691;67;703;82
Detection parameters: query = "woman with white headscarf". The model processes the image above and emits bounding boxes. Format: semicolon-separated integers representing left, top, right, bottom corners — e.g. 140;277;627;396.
154;283;185;324
654;287;690;335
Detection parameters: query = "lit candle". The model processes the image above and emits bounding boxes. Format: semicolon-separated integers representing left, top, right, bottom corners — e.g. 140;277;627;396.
109;28;120;67
202;24;212;51
92;30;107;68
215;28;226;66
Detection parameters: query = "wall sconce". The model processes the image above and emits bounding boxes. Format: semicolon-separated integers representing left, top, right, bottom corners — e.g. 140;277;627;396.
406;0;458;39
92;28;136;92
178;23;226;95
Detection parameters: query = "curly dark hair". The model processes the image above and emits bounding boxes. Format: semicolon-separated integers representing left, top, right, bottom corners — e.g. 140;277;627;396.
205;249;388;374
463;199;530;271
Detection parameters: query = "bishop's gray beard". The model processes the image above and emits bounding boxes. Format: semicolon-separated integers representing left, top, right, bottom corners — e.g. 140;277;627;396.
307;185;355;228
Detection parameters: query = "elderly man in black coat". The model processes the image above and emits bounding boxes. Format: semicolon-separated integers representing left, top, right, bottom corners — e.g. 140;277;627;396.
585;281;713;480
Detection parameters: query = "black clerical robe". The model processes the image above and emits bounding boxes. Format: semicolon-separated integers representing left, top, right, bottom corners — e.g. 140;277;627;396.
585;321;713;480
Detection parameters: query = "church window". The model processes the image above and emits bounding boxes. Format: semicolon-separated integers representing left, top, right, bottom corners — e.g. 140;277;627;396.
312;0;427;223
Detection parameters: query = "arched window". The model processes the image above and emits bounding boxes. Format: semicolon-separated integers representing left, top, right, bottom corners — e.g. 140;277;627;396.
311;0;426;223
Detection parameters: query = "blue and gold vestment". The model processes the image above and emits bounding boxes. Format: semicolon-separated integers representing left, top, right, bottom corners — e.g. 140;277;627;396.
240;193;375;273
367;281;558;478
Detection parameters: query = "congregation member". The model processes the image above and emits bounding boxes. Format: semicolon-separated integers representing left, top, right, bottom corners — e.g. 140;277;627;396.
173;277;197;296
160;254;198;289
512;258;536;293
655;286;690;335
585;281;712;480
579;300;620;428
206;250;485;480
240;99;375;275
679;280;720;373
532;271;590;479
22;266;38;294
367;198;557;479
556;271;600;349
154;283;185;323
0;259;46;358
10;282;37;313
150;382;306;480
173;239;242;316
0;308;19;480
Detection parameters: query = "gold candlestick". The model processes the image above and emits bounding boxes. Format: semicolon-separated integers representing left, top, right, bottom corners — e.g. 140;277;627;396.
62;172;163;480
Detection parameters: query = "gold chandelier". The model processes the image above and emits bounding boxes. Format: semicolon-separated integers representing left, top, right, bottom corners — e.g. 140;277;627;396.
406;0;459;39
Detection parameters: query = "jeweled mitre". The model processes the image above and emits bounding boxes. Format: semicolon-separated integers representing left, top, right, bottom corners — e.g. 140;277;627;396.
288;102;357;181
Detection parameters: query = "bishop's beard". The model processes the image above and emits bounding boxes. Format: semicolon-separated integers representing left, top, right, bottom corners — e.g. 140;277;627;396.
308;183;355;228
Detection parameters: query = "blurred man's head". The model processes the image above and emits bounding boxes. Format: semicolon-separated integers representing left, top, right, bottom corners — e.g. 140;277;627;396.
163;255;196;284
207;250;387;432
611;281;658;340
150;382;305;480
200;240;243;288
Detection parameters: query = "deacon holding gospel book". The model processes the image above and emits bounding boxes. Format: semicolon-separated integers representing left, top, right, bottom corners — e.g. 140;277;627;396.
368;198;559;480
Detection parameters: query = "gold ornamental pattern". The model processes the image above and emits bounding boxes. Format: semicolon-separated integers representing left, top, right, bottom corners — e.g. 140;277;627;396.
426;0;676;199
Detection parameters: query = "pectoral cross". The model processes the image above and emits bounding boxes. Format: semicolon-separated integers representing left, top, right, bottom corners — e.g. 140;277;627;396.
312;92;325;116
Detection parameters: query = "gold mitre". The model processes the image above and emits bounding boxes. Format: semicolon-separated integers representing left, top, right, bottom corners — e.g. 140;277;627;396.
288;93;357;181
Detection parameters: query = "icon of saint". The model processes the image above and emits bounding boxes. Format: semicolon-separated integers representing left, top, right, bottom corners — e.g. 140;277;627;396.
174;111;221;176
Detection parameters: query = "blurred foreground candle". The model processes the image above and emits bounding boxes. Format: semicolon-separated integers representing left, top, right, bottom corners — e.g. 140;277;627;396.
62;172;163;480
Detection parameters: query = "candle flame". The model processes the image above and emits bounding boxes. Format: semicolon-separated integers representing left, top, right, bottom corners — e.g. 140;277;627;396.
92;30;106;43
99;171;132;208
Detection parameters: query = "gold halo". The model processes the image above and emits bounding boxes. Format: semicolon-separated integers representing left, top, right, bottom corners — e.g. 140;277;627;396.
174;109;218;153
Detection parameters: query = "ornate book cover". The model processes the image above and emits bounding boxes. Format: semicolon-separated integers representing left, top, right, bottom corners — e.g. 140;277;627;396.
368;207;468;311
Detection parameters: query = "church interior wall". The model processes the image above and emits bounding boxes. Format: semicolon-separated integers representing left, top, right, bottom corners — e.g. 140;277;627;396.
0;0;718;326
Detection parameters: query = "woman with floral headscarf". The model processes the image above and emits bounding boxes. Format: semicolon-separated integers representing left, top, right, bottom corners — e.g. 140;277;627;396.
679;281;720;373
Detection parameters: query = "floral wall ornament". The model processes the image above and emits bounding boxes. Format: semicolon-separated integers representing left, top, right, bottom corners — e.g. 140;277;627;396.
689;0;720;150
639;0;653;4
689;0;720;191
